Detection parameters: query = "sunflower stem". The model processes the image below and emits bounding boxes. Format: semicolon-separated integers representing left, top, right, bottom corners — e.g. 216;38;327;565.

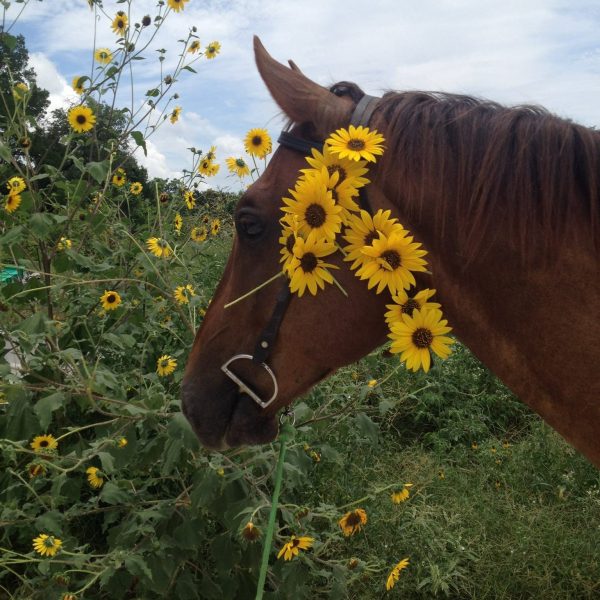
330;274;348;297
224;272;284;309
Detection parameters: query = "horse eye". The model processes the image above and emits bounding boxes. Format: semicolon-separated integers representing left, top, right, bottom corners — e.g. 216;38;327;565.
236;212;264;240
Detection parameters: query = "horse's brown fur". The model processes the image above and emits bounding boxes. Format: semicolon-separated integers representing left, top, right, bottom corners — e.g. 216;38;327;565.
182;37;600;466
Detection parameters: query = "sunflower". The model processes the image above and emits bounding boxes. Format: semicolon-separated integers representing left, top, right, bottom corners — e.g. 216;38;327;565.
156;354;177;376
338;508;368;536
326;125;385;162
303;145;370;188
111;11;128;36
226;157;250;178
386;557;409;590
167;0;189;11
188;39;201;54
86;466;104;488
388;308;454;372
111;168;126;186
129;181;143;195
287;231;338;297
191;226;207;242
67;105;96;133
282;174;342;241
170;106;181;124
183;189;195;210
174;212;183;233
30;434;58;453
277;535;314;561
146;237;172;258
198;158;213;176
208;163;220;176
244;127;272;159
305;165;360;223
391;483;413;504
118;437;128;448
57;237;72;251
385;288;441;325
71;75;86;95
4;193;22;213
357;230;428;294
279;214;300;274
205;146;217;161
100;290;122;311
12;82;28;100
205;41;221;59
241;522;261;542
32;534;62;557
211;219;221;236
173;284;196;304
94;48;113;64
7;176;26;194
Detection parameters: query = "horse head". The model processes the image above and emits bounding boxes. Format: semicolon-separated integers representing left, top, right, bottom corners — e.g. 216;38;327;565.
181;38;393;449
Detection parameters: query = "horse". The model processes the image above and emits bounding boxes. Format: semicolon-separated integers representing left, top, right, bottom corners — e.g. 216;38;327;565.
182;37;600;467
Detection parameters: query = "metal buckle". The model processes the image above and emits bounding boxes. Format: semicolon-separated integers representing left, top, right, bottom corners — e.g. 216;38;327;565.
220;354;278;409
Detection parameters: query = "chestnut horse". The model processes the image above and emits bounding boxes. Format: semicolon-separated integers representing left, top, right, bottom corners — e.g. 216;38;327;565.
182;37;600;467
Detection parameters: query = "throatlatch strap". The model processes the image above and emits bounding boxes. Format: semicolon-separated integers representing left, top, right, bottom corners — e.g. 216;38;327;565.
252;284;292;365
350;94;380;128
277;131;324;155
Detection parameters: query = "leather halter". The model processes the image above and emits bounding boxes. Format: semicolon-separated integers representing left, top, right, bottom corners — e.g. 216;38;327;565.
221;94;380;410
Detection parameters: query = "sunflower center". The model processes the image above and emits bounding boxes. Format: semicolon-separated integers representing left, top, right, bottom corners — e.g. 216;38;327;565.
117;19;124;27
345;512;362;526
235;159;246;168
107;294;116;303
348;139;365;150
252;135;262;146
285;234;295;253
300;252;318;273
402;299;420;314
412;327;433;348
158;239;167;248
43;537;55;548
381;249;401;270
76;114;87;124
291;538;300;548
305;203;326;228
364;231;378;246
327;164;347;182
39;440;49;447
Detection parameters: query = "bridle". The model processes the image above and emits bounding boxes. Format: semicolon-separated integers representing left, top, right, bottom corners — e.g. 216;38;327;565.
221;93;381;410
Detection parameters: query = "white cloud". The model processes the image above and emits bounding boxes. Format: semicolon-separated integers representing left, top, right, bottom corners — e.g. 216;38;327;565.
28;52;78;113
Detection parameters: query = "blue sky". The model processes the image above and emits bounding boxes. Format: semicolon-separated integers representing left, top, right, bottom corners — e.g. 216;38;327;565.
4;0;600;190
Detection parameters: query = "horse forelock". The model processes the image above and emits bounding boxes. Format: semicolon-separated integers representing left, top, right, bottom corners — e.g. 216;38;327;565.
373;91;600;263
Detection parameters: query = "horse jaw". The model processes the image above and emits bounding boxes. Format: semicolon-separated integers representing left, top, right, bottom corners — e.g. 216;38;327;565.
253;35;353;138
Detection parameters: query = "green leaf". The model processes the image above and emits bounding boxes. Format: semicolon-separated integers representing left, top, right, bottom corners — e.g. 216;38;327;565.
124;554;153;583
0;32;17;50
86;160;109;184
34;392;66;430
354;412;380;447
0;225;23;246
13;312;48;335
98;451;115;474
182;65;197;73
28;213;54;238
130;130;147;156
167;412;199;449
100;482;131;505
0;140;12;162
34;510;64;535
145;88;159;97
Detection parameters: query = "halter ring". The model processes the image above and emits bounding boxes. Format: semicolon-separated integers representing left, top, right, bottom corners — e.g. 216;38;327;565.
221;354;278;409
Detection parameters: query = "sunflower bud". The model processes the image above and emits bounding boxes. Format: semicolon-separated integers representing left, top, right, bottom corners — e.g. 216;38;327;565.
241;522;261;542
164;75;173;85
159;192;169;204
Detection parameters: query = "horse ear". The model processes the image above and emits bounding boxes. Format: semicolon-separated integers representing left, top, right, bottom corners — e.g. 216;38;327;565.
253;36;352;137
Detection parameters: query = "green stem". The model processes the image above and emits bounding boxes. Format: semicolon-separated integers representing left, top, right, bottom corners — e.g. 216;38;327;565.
224;272;284;309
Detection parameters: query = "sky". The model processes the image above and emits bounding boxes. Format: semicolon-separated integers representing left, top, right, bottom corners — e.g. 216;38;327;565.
3;0;600;191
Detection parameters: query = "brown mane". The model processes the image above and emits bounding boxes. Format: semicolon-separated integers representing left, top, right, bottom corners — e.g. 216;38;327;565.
375;91;600;261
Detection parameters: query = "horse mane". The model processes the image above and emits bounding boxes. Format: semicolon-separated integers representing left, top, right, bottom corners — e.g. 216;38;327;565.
374;90;600;262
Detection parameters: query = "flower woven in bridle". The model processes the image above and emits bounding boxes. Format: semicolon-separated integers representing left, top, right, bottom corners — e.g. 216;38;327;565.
302;145;370;188
279;213;301;275
326;125;385;162
388;308;454;372
304;166;361;224
385;288;441;325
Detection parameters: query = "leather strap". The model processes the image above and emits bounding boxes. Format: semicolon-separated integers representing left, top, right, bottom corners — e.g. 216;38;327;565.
350;94;380;128
252;283;292;364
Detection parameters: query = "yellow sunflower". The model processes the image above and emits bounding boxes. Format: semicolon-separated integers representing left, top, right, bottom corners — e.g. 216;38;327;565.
279;214;300;274
282;174;342;241
146;237;172;258
94;48;113;64
211;218;221;236
174;212;183;234
277;535;314;561
156;354;177;376
343;209;402;270
86;466;104;488
111;11;128;36
391;483;413;504
71;76;86;95
30;434;58;453
357;230;428;294
198;158;213;176
338;508;368;536
57;237;72;251
12;82;28;100
173;284;196;304
188;39;201;54
208;163;220;176
7;176;26;194
304;165;360;223
32;534;62;557
244;127;272;159
385;288;441;325
388;308;454;372
118;437;128;448
326;125;385;162
167;0;189;11
183;189;195;210
100;290;122;311
303;145;370;188
129;182;143;195
226;157;250;178
67;105;96;133
112;168;126;187
287;231;338;297
205;145;217;161
4;193;22;213
191;226;207;242
241;521;261;542
170;106;181;124
386;557;409;590
205;41;221;59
